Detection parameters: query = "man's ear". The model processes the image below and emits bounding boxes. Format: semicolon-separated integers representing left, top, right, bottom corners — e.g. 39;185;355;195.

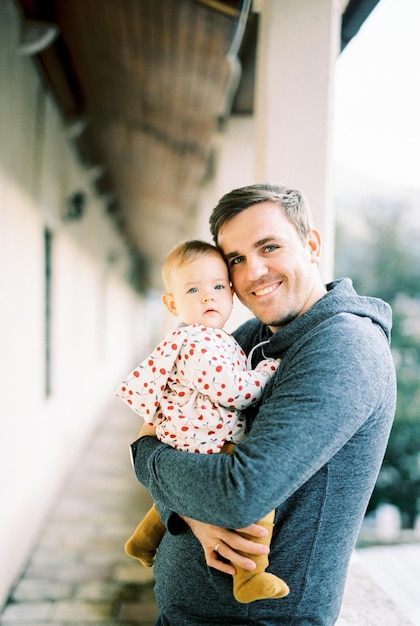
162;292;178;316
307;228;322;264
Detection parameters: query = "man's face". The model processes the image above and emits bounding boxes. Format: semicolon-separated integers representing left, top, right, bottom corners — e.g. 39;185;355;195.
217;202;325;332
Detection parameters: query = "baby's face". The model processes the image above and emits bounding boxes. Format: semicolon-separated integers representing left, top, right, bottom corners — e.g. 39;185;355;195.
166;254;233;328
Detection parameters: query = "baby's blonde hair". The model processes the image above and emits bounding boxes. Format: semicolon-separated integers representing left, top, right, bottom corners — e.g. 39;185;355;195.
162;240;225;291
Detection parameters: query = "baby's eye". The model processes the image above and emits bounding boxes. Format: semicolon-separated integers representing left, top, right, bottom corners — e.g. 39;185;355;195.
187;287;198;294
214;284;225;290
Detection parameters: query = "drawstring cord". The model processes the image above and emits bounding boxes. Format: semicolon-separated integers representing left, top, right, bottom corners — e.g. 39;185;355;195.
246;339;271;369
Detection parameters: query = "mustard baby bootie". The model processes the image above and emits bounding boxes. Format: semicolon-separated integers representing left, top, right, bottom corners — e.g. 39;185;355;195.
124;504;166;567
232;510;289;603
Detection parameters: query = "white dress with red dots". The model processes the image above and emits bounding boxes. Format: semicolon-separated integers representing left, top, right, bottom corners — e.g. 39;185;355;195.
114;324;278;454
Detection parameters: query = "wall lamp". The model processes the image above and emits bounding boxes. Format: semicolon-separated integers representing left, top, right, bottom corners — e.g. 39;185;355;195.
19;19;59;56
64;191;86;221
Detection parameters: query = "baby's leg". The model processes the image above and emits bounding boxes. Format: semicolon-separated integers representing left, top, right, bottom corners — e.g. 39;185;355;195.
220;444;289;603
124;503;165;567
232;509;289;603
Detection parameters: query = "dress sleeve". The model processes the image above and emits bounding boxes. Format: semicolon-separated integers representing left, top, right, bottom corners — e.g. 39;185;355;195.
113;327;186;420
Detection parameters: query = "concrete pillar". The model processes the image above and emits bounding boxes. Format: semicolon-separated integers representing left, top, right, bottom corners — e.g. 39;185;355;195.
254;0;342;281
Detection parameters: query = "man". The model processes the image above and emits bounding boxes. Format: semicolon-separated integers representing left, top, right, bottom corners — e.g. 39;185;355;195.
131;183;396;625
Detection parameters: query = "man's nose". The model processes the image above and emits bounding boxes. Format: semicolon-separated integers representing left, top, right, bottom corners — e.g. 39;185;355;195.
246;256;269;280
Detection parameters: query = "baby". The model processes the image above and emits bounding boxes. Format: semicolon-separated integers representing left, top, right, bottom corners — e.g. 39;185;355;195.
114;240;289;603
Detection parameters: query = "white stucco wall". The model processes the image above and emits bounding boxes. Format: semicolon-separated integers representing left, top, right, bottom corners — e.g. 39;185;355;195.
0;1;151;606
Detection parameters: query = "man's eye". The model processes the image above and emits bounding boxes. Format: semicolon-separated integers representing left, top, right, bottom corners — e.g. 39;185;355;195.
264;244;278;252
230;256;244;267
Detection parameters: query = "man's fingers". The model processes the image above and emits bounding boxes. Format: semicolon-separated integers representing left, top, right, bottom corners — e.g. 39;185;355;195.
236;523;269;538
217;543;257;571
222;530;270;556
204;548;236;575
183;518;269;577
137;422;157;438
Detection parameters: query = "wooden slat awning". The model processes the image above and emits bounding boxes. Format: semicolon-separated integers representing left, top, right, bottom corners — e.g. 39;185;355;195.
15;0;248;285
13;0;380;288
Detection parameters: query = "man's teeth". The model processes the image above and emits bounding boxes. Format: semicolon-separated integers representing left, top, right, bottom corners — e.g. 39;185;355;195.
254;284;277;297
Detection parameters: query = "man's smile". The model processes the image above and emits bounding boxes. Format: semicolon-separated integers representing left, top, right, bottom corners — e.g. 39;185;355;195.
252;282;281;297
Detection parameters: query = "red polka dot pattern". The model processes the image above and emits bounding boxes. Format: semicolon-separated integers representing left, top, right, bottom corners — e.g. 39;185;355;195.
114;324;278;454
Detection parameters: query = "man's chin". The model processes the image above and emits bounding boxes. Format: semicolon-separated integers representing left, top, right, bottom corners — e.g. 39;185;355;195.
243;300;277;322
247;304;297;329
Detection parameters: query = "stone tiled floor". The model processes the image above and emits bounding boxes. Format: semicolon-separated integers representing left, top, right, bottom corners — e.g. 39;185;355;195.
359;543;420;625
0;404;159;625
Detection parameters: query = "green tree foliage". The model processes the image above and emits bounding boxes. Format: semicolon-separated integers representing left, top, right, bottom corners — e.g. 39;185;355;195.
335;197;420;527
368;418;420;528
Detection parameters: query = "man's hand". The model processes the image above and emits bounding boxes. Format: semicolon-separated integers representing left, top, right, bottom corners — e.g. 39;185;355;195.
136;422;157;439
182;516;269;576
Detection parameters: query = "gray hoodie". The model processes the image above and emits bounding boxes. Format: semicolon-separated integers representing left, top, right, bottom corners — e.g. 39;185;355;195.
131;278;396;625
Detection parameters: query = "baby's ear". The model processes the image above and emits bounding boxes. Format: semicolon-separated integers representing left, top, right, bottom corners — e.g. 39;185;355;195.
162;292;178;316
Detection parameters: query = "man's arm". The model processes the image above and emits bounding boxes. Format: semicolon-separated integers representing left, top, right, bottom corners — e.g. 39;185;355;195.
135;422;270;575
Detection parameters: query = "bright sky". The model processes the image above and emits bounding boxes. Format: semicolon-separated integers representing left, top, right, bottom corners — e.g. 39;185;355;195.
332;0;420;189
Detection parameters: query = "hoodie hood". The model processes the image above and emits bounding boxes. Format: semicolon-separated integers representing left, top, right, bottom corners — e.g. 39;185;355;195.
234;278;393;362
